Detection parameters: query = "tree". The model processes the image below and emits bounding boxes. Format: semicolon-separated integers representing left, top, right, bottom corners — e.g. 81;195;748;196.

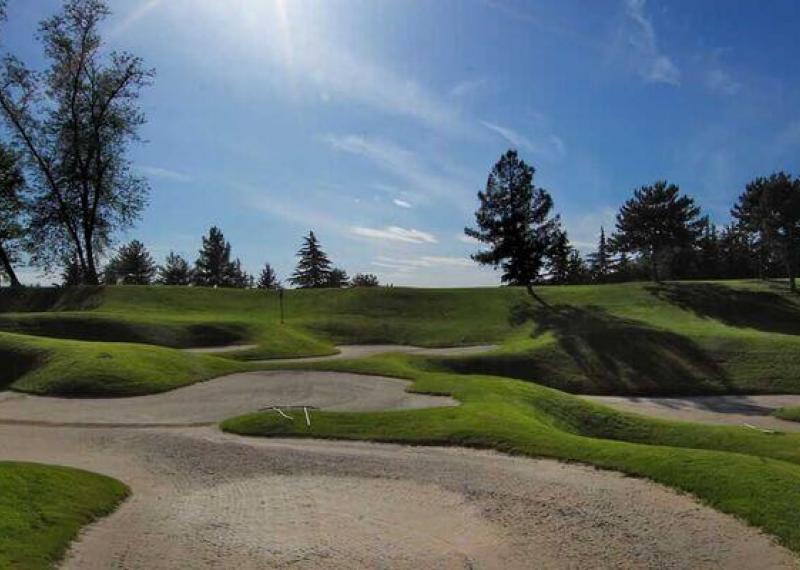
290;231;332;288
0;144;25;287
465;150;561;302
226;258;251;289
351;273;380;287
257;263;280;290
696;221;721;279
61;254;83;286
104;239;155;285
194;226;235;287
587;226;611;283
547;230;571;284
159;252;192;285
566;250;589;284
326;267;350;288
733;172;800;292
613;181;705;282
0;0;154;284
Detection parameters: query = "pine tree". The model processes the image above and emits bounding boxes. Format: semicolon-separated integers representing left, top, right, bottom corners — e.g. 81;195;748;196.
613;181;705;282
465;150;561;302
290;231;332;288
61;254;83;287
226;258;251;289
326;267;350;288
159;252;192;285
194;226;235;287
548;230;571;284
587;226;610;282
104;240;156;285
257;263;280;289
351;273;380;287
566;250;589;284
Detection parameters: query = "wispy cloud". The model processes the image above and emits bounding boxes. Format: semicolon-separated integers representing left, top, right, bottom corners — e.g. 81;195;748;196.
481;121;566;160
622;0;680;86
392;198;412;209
705;68;742;96
139;166;192;182
109;0;162;38
351;226;437;244
372;255;471;272
323;134;468;203
449;78;488;98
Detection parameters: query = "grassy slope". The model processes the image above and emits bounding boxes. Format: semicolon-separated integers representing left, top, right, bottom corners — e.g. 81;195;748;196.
1;279;799;396
0;462;128;569
0;331;246;397
223;354;800;553
774;407;800;422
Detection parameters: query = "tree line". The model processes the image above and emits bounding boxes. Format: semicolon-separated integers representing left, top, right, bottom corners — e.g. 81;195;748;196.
83;226;380;290
466;150;800;297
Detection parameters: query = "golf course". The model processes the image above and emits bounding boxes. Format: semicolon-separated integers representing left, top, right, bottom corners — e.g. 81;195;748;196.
2;280;800;568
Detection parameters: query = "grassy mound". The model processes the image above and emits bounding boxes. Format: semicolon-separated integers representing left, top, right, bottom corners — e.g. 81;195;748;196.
0;462;128;569
223;353;800;554
0;331;245;397
774;407;800;422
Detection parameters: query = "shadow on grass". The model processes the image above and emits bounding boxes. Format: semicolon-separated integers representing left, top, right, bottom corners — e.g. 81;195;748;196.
0;286;104;313
647;283;800;336
440;302;731;395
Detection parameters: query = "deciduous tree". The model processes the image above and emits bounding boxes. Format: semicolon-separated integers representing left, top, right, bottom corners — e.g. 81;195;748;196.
0;144;25;287
351;273;379;287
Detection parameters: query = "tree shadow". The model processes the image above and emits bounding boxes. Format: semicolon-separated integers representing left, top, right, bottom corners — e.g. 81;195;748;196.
647;283;800;336
509;302;732;395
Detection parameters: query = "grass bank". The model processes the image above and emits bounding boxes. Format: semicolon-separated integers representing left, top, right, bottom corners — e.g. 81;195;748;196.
223;353;800;554
0;462;128;569
774;407;800;422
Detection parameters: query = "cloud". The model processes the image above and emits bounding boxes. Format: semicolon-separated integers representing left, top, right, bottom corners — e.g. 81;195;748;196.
372;255;471;271
323;134;468;203
449;78;488;98
109;0;162;38
392;198;412;209
481;121;566;160
139;166;192;183
705;68;742;96
623;0;680;86
351;226;437;244
459;233;481;245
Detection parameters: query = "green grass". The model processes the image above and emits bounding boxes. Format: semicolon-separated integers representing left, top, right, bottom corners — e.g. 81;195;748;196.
2;280;800;397
0;462;128;569
0;331;247;397
223;353;800;554
774;406;800;422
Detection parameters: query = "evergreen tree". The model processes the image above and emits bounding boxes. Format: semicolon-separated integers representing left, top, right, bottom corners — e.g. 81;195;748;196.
326;267;350;288
290;231;332;288
104;240;156;285
257;263;280;289
567;250;589;284
159;252;192;285
696;221;721;279
61;254;83;287
226;258;251;289
587;226;610;283
733;172;800;292
613;181;705;282
351;273;380;287
194;226;236;287
465;150;561;302
0;144;25;287
548;230;571;284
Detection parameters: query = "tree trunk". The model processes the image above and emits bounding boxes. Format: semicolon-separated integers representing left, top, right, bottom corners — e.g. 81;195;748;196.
0;243;22;288
82;234;100;285
525;283;548;307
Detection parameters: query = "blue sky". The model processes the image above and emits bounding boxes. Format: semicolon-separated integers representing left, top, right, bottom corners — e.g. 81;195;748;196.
5;0;800;286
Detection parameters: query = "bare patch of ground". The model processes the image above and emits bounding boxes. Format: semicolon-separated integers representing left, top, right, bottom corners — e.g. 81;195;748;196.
585;394;800;432
0;371;455;427
0;425;795;569
259;343;499;364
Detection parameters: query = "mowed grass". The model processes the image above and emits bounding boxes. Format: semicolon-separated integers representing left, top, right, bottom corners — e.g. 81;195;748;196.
774;407;800;422
0;462;128;569
223;353;800;554
0;331;246;397
4;280;800;397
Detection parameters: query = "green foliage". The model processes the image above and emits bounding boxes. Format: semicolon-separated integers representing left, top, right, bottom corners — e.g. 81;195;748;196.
290;231;332;288
256;262;280;289
0;143;25;288
193;226;247;288
325;267;349;288
613;181;706;281
351;273;379;287
587;226;610;282
465;149;561;293
159;251;192;285
0;462;128;569
104;240;156;285
774;407;800;422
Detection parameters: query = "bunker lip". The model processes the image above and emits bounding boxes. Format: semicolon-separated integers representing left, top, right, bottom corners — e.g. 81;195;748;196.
0;425;794;570
585;393;800;432
256;343;499;363
0;370;457;427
